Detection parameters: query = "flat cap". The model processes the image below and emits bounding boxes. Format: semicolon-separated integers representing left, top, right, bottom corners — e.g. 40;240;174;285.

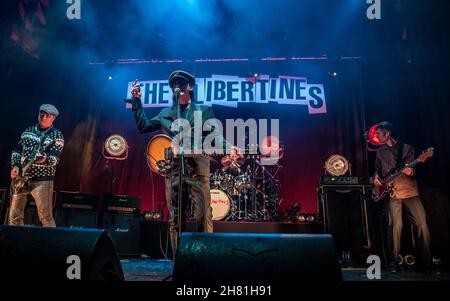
39;104;59;117
168;70;195;88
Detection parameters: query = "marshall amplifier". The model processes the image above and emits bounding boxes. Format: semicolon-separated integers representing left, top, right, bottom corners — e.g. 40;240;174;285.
55;208;98;229
23;192;57;226
0;188;7;224
100;211;141;257
317;184;371;264
321;175;359;185
103;193;141;213
3;191;57;226
56;191;99;210
24;200;40;226
54;192;99;229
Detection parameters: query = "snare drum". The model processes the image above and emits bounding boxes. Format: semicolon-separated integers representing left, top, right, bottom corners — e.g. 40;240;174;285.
210;189;231;220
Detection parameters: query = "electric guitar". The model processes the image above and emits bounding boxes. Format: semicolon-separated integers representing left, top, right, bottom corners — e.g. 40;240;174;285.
11;146;43;196
372;147;434;202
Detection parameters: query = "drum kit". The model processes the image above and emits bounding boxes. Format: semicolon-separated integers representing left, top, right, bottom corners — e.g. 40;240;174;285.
206;141;283;222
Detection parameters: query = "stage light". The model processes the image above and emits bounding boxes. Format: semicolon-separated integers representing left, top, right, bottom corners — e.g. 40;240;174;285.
254;73;259;78
143;211;163;220
324;154;350;176
296;214;306;222
331;72;337;77
305;214;316;222
293;213;317;223
108;76;112;80
103;134;128;160
404;255;415;266
261;135;284;159
365;122;384;151
366;123;384;145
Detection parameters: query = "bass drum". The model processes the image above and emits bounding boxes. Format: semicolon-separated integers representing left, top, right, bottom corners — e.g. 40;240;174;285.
210;189;231;221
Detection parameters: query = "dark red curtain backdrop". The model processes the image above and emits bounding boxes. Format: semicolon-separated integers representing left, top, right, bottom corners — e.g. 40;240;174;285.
26;59;365;217
0;58;365;219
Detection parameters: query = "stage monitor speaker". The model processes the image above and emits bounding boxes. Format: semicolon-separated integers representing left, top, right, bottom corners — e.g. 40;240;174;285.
0;225;124;280
173;233;341;282
318;186;370;262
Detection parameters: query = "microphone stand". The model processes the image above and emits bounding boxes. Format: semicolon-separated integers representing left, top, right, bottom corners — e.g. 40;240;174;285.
176;92;185;249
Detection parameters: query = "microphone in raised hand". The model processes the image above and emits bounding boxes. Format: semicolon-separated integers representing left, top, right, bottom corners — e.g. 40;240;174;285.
124;79;142;103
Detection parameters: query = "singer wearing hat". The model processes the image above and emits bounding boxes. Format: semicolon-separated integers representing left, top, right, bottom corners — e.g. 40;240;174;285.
8;104;64;227
126;70;236;256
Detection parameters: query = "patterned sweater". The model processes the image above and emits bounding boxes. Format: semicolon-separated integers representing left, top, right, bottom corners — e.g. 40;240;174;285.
11;125;64;181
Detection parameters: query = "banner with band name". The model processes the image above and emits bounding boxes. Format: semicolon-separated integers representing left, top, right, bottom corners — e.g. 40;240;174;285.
126;74;326;114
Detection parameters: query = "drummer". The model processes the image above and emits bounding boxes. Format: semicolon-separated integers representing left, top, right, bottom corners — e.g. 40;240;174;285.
221;147;245;174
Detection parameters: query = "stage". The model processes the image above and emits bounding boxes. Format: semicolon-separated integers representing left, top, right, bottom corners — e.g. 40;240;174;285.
1;0;449;290
120;258;450;282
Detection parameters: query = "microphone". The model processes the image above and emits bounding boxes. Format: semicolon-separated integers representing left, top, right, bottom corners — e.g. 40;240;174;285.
174;87;181;97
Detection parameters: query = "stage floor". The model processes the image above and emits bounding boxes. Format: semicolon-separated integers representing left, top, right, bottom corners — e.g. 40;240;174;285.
120;258;450;282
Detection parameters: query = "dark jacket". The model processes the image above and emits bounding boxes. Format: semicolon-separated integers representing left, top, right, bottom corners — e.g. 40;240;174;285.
375;143;419;199
131;98;231;176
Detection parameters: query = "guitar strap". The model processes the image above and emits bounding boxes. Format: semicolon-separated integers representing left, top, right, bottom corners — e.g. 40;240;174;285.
395;142;404;171
21;125;54;175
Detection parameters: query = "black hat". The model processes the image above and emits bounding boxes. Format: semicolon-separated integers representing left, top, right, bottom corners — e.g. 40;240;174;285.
168;70;195;88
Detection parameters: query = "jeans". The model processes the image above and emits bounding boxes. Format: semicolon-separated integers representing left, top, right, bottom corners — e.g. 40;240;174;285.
8;180;56;227
388;196;432;268
165;173;213;257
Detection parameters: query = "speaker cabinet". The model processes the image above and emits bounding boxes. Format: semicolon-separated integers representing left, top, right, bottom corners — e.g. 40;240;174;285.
0;226;124;280
318;185;371;262
101;212;141;257
173;232;341;282
55;208;98;229
1;188;8;224
4;192;58;226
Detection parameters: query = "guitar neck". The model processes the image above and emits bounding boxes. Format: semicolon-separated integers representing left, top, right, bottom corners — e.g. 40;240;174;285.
385;158;420;182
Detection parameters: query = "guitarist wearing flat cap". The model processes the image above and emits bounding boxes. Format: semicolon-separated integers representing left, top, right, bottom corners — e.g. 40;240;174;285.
8;104;64;227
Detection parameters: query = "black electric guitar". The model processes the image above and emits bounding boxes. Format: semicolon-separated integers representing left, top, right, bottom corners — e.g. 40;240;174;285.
10;146;42;196
373;147;434;202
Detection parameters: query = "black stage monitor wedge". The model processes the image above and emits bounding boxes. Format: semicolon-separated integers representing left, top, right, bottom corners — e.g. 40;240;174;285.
0;226;124;280
173;232;341;282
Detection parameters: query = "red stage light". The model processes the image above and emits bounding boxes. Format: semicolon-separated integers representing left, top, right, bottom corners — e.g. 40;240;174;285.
261;135;280;156
367;123;384;146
